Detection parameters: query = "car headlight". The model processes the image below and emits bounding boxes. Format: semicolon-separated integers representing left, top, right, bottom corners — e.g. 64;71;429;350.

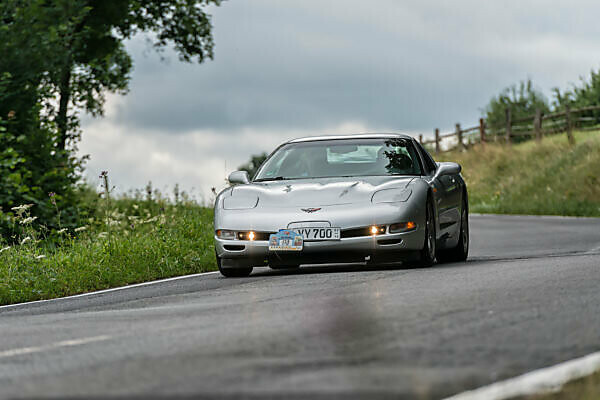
223;195;259;210
216;230;260;240
371;188;412;203
216;230;236;239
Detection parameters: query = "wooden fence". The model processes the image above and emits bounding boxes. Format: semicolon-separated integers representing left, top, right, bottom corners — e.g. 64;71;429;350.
419;104;600;153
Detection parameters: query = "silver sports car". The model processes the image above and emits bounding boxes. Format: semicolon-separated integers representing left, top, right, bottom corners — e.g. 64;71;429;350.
214;133;468;277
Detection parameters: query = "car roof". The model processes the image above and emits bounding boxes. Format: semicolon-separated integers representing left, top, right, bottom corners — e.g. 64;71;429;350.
287;133;415;144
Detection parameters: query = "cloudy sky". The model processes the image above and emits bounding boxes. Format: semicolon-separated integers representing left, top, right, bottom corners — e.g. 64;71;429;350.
79;0;600;201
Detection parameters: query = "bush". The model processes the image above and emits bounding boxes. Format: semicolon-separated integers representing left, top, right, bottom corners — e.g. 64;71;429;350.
484;79;550;140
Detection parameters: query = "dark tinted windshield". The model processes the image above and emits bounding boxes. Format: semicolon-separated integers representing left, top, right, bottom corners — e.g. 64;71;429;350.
254;138;422;181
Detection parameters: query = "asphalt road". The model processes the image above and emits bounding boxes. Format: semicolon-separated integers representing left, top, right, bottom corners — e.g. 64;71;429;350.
1;214;600;400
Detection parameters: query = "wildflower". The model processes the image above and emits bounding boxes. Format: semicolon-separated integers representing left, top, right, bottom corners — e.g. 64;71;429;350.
20;236;32;245
57;228;68;234
98;232;108;238
132;204;139;210
0;246;10;253
7;110;15;119
35;255;46;260
19;216;38;225
48;192;57;206
99;170;108;179
74;226;87;232
11;204;34;216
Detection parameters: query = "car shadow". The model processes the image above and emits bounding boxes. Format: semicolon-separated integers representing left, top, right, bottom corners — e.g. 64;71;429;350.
251;262;425;277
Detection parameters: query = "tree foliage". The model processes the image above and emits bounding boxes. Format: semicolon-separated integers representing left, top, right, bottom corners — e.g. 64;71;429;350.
552;69;600;124
0;0;222;237
238;153;268;180
484;79;550;136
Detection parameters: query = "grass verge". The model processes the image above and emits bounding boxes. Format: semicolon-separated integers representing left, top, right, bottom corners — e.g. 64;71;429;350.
0;199;216;306
437;130;600;217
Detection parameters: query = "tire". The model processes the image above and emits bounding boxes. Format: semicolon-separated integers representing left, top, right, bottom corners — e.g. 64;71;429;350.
417;197;436;267
216;254;253;278
437;195;469;263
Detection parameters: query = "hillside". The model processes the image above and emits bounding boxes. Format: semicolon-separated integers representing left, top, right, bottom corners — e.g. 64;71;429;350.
436;130;600;217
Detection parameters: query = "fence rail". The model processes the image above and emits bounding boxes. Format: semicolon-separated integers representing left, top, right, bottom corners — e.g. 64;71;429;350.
420;104;600;153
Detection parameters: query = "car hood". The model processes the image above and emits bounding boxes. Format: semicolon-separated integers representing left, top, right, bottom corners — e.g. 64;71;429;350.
227;176;416;208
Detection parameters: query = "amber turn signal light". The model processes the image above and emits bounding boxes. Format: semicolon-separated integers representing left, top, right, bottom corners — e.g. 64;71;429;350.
389;222;417;233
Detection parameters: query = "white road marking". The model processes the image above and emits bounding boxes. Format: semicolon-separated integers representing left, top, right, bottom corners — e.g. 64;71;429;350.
444;351;600;400
0;271;220;311
0;335;111;359
584;244;600;255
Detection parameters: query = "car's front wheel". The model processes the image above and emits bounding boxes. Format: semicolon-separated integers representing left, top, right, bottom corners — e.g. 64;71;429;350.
216;254;253;278
417;197;436;267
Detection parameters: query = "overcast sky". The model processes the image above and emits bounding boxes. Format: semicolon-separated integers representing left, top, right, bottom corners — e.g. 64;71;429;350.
79;0;600;201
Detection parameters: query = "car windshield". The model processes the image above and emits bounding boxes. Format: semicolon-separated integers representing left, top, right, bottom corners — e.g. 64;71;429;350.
254;138;422;181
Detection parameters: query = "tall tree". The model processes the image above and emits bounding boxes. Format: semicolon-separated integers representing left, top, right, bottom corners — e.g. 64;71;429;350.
46;0;222;151
0;0;222;233
2;0;222;151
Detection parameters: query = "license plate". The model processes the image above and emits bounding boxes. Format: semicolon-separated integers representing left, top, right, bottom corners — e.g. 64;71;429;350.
269;230;304;251
293;227;340;241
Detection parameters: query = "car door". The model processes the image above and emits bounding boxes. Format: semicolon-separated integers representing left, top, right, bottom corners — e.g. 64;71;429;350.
436;169;461;236
414;142;461;240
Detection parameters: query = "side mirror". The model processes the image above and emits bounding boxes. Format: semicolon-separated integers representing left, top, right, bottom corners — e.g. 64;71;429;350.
228;170;250;185
435;162;461;178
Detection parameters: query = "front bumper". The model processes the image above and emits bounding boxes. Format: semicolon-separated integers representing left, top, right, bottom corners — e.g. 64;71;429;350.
215;229;424;268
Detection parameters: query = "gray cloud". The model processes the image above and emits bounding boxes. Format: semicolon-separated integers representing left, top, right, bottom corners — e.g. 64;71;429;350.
106;0;600;135
80;0;600;194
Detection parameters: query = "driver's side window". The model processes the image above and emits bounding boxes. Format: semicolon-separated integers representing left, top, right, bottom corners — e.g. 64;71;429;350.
415;143;437;175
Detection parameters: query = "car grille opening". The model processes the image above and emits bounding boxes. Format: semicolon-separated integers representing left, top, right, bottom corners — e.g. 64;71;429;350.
341;226;385;238
236;232;273;241
224;245;245;251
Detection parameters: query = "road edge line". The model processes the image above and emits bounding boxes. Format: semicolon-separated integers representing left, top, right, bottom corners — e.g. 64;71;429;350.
444;351;600;400
0;270;220;310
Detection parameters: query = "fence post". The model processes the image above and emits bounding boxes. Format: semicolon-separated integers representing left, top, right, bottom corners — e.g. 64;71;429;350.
479;118;486;144
435;128;440;154
505;108;512;144
534;108;542;142
419;134;423;145
456;123;464;150
565;105;575;145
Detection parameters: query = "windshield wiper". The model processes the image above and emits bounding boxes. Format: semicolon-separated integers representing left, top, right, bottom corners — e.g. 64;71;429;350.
254;176;287;182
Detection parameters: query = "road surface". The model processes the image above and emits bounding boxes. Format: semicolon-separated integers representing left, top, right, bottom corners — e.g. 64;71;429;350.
1;214;600;399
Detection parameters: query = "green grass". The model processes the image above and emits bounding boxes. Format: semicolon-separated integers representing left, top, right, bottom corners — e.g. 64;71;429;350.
438;130;600;217
0;200;216;306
